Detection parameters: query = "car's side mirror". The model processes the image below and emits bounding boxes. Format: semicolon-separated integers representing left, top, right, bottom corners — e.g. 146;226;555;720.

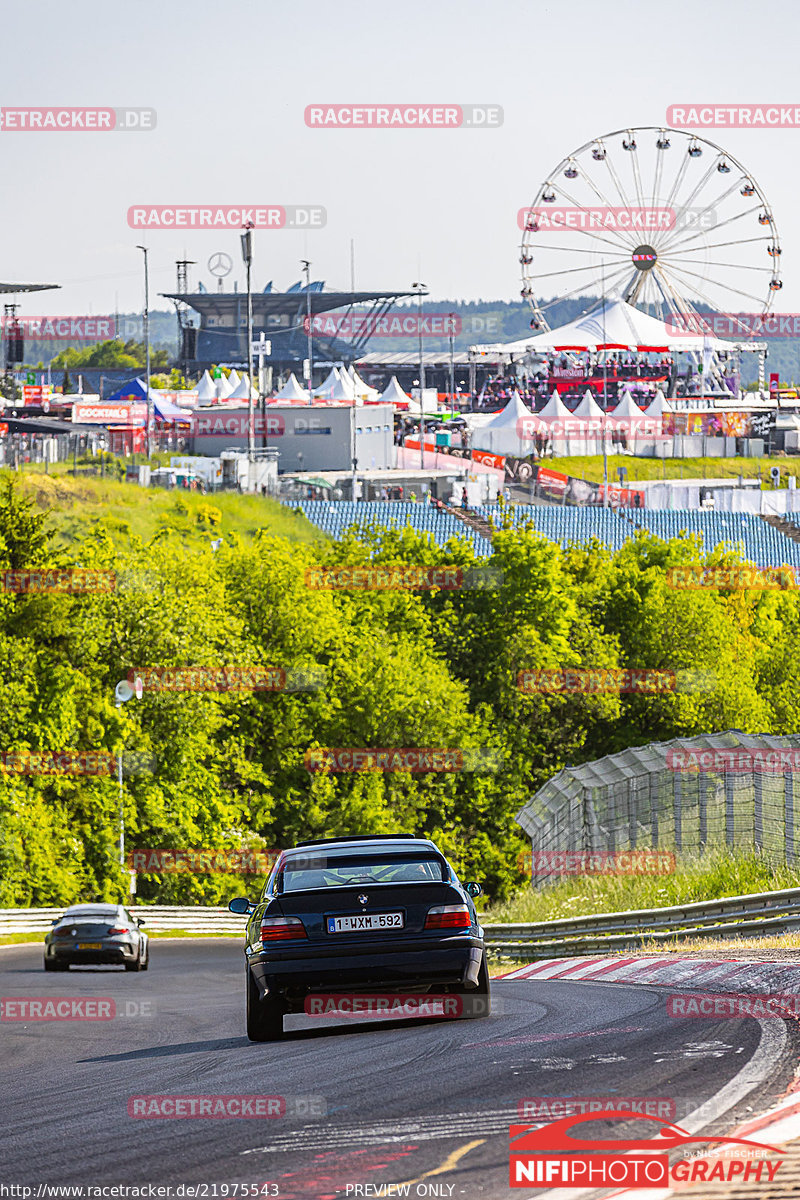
465;881;483;898
228;896;252;915
51;918;59;925
136;918;145;926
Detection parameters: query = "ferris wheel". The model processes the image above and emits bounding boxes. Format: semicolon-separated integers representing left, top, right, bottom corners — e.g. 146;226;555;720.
520;127;782;336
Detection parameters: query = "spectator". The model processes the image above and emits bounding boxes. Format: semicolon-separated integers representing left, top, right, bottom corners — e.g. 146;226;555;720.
461;486;468;510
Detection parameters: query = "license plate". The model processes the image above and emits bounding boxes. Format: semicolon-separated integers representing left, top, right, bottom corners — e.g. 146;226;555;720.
327;912;403;933
77;942;102;950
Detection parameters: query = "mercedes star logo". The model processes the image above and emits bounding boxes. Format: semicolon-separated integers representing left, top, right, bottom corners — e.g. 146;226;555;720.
208;252;233;277
357;894;369;906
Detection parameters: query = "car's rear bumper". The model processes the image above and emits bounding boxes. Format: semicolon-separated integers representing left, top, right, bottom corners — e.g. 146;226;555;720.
248;935;484;1000
46;943;137;964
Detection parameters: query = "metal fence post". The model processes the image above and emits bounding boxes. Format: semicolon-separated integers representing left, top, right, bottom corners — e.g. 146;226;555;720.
649;773;659;847
725;774;735;848
785;769;795;864
699;771;708;847
673;771;683;851
754;769;763;851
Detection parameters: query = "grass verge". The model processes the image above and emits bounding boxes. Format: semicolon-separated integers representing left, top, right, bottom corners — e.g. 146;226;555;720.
483;849;800;925
547;454;796;489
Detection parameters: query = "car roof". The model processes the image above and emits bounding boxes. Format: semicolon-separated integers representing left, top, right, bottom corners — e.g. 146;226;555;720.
62;904;121;913
285;836;441;859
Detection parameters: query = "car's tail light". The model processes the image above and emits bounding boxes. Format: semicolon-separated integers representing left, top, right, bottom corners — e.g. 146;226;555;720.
260;917;306;943
107;926;129;935
424;905;471;930
54;928;72;938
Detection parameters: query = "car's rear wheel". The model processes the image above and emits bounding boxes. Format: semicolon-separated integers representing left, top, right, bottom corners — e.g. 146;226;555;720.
451;956;491;1018
44;958;68;972
246;968;284;1041
125;945;146;972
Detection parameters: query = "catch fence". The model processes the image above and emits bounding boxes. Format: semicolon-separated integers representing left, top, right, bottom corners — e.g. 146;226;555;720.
516;731;800;885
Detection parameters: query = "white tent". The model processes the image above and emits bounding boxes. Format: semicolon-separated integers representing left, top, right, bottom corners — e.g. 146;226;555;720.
608;387;646;420
470;295;733;358
313;368;355;403
537;389;573;423
226;369;242;390
216;372;235;400
273;372;308;403
196;370;216;402
313;366;344;399
349;366;380;402
228;374;257;401
472;390;537;454
379;375;413;406
643;389;673;419
573;388;605;425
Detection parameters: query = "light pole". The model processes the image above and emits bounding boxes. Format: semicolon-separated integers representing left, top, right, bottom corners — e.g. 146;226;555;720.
302;259;314;405
135;247;151;460
114;676;142;873
413;282;427;471
241;223;255;463
449;312;456;417
601;262;609;509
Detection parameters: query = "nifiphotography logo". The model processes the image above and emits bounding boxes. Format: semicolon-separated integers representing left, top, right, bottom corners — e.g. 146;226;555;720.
509;1110;783;1187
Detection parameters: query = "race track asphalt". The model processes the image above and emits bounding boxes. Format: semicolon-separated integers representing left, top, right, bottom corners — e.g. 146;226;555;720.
1;939;797;1198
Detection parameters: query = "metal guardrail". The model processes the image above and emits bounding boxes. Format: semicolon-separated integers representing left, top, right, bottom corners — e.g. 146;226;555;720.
0;906;245;936
482;886;800;959
4;887;800;953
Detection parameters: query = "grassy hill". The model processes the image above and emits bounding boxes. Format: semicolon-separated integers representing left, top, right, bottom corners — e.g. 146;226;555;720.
14;472;324;550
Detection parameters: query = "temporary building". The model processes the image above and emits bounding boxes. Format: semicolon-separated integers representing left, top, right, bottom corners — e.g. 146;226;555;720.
470;295;733;358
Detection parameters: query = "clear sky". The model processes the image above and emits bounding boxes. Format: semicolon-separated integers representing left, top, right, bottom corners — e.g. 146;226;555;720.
1;0;798;318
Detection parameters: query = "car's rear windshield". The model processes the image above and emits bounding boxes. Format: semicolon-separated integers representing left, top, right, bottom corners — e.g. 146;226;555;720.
278;854;447;893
